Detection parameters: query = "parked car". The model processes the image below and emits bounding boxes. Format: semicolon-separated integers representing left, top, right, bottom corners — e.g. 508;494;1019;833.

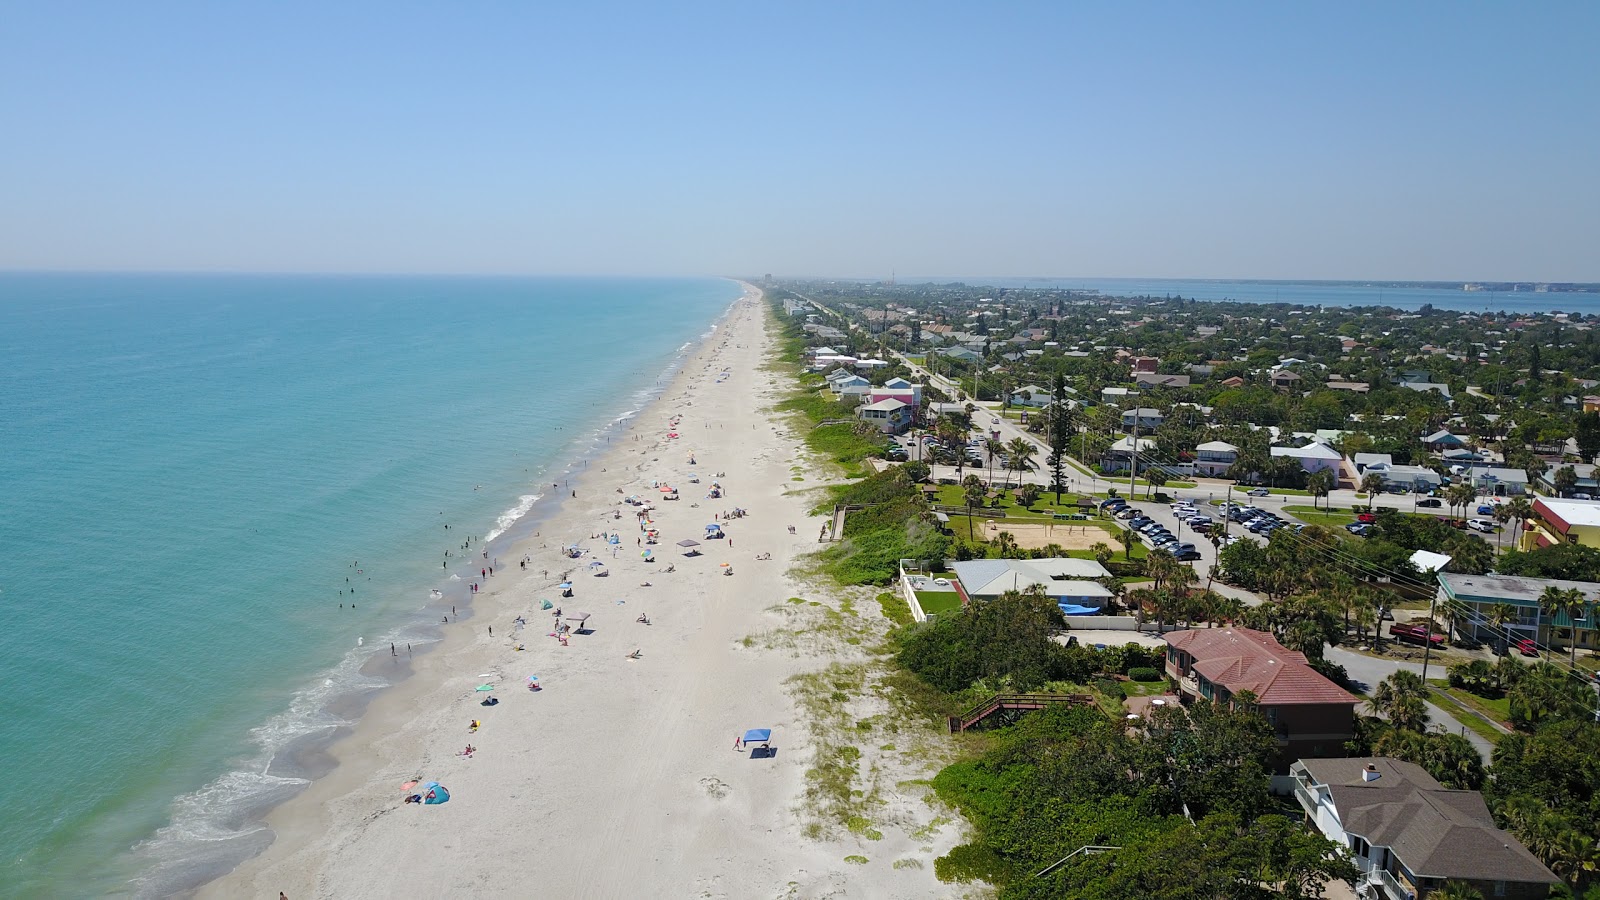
1416;497;1443;508
1477;503;1497;515
1175;548;1202;561
1246;488;1270;497
1346;523;1374;536
1514;637;1540;657
1468;518;1497;534
1356;513;1376;523
1389;623;1446;647
1099;498;1126;510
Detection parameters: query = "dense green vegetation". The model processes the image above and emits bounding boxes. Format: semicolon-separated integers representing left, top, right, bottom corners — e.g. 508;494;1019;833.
931;704;1354;899
816;466;949;584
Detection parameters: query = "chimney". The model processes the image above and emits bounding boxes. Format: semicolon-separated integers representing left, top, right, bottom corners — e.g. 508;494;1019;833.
1362;764;1381;783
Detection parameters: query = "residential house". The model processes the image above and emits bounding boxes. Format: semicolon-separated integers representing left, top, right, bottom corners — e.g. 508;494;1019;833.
1436;571;1599;654
1134;372;1191;388
1352;453;1394;474
1101;436;1156;473
940;346;982;363
1009;384;1054;407
1537;463;1599;497
1522;497;1600;550
1422;430;1468;451
838;383;872;402
855;398;911;435
829;374;870;394
1186;363;1215;378
1121;407;1164;432
1375;464;1443;493
1442;448;1487;464
1162;627;1358;771
1194;440;1239;478
1130;356;1159;374
1325;380;1371;393
949;558;1114;611
1270;369;1303;389
1290;757;1558;900
1101;386;1137;406
1220;375;1247;388
1269;442;1344;475
1401;381;1454;400
1458;465;1527;496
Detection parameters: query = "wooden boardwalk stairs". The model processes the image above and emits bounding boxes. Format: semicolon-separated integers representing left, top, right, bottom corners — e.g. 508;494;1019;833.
948;693;1097;733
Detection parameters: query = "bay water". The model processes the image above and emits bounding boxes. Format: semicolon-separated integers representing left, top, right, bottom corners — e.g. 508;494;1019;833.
0;273;741;896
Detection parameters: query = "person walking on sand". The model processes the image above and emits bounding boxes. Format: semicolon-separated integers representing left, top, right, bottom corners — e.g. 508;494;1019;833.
733;734;742;751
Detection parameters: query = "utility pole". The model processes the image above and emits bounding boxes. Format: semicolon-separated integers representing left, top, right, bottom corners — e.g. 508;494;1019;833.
1129;419;1139;498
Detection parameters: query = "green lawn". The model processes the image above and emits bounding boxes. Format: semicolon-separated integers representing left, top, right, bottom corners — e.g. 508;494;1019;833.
915;591;964;616
1428;679;1512;740
1284;505;1358;528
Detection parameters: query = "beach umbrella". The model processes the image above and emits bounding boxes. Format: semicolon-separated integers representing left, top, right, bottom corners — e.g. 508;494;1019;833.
641;551;651;558
742;728;772;744
475;684;494;692
589;561;604;567
676;539;700;548
401;780;419;792
563;611;591;624
558;582;573;588
719;562;731;568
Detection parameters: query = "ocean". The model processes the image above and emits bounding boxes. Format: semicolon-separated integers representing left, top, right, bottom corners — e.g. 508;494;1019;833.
0;273;742;896
906;277;1600;315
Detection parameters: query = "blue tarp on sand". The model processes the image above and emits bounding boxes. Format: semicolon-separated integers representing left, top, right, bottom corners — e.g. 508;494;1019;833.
742;729;772;743
1057;603;1099;616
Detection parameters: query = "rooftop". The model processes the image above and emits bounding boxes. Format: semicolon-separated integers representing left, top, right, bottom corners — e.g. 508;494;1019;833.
1297;757;1557;885
1163;628;1358;706
951;558;1113;599
1534;496;1600;530
1438;571;1600;606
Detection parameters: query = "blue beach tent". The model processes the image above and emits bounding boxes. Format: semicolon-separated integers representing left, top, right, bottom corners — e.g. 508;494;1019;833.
742;728;772;744
422;782;451;804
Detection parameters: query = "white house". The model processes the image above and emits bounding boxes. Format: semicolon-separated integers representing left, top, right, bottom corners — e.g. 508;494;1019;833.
1193;440;1239;478
1269;442;1343;475
1009;384;1054;407
856;397;912;434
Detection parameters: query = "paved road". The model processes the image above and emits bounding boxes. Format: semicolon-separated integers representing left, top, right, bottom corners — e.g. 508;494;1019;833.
1326;646;1498;760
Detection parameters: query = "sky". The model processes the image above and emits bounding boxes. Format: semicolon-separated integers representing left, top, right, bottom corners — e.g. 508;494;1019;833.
1;2;1596;281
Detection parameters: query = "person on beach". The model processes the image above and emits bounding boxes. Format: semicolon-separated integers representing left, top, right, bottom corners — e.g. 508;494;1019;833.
733;734;742;750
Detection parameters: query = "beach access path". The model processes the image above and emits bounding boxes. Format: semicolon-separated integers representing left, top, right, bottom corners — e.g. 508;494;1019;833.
200;287;964;899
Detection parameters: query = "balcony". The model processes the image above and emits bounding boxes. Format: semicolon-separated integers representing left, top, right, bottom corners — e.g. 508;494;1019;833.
1292;781;1319;815
1361;867;1412;900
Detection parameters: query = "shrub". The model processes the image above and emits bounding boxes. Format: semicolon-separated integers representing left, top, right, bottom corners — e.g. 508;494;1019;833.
1128;667;1161;682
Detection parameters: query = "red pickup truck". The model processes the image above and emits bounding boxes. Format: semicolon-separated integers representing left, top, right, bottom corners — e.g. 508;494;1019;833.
1389;623;1446;646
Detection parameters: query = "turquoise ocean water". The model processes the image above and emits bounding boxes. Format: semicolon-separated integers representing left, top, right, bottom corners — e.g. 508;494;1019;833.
0;274;742;896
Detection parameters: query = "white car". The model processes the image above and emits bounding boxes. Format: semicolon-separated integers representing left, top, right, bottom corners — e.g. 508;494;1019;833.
1467;518;1497;534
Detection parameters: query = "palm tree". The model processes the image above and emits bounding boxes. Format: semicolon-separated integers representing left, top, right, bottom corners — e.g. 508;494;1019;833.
1491;502;1513;548
1367;670;1431;732
1538;586;1587;665
1004;436;1036;492
1144;549;1180;592
1089;541;1113;570
1360;471;1386;510
1144;466;1168;499
1306;468;1335;511
1446;481;1477;520
984;437;1006;488
1118;524;1135;561
962;474;986;541
992;530;1019;558
1505;495;1533;547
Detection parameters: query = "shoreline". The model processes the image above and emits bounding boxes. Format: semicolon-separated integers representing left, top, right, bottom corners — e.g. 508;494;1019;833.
189;284;965;898
120;283;747;898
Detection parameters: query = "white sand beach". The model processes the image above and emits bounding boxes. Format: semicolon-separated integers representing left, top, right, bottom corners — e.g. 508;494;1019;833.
199;285;964;899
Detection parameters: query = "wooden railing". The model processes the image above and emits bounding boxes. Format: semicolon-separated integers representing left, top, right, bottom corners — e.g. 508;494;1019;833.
949;693;1097;733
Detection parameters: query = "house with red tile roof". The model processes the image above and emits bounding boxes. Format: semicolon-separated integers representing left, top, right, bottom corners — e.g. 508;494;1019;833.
1163;627;1358;771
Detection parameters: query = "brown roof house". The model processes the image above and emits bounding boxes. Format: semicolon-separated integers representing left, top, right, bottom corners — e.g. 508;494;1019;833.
1291;757;1559;900
1162;627;1357;771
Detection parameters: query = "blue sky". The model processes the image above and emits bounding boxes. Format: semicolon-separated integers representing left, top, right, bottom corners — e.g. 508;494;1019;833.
1;2;1596;280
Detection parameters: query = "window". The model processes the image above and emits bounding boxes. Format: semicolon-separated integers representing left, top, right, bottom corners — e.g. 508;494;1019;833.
1494;882;1507;897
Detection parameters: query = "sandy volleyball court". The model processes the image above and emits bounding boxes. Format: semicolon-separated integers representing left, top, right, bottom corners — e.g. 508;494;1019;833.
980;519;1114;551
199;286;963;899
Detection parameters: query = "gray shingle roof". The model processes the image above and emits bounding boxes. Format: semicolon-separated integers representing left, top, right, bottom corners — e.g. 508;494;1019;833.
1301;758;1557;885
